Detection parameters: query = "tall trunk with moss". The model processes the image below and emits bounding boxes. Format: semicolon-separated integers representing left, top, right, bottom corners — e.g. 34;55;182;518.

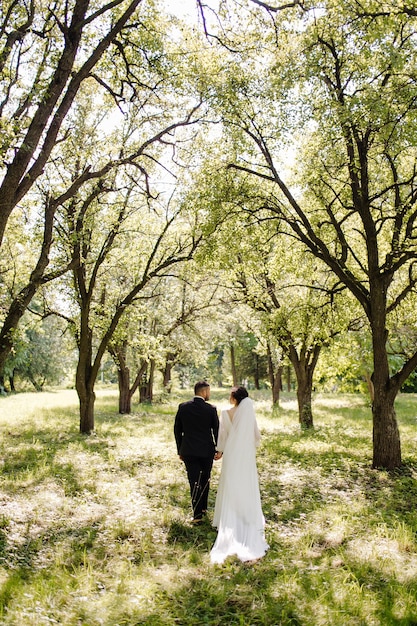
140;359;155;403
77;325;96;434
287;343;321;429
162;353;176;391
109;342;131;414
370;288;401;469
267;343;281;405
230;343;238;386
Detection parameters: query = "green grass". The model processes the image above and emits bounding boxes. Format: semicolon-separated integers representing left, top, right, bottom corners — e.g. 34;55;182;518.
1;387;417;625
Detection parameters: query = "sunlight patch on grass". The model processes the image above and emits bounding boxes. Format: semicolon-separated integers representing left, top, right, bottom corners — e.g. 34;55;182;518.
0;389;79;419
278;397;299;412
347;533;417;584
291;439;346;455
97;477;149;520
55;446;106;482
278;462;319;487
314;393;368;409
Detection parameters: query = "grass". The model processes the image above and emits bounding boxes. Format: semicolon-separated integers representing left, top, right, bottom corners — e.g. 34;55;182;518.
1;387;417;625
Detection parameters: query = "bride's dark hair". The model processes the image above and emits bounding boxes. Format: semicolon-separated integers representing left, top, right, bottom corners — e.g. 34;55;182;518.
231;386;249;405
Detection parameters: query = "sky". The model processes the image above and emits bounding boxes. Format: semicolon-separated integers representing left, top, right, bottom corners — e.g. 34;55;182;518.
162;0;219;23
162;0;201;20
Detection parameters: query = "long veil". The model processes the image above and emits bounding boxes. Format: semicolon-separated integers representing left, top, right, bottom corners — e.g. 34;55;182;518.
211;397;268;563
218;397;262;525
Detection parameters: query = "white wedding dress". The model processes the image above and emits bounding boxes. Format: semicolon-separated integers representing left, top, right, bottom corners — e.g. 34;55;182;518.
210;397;268;564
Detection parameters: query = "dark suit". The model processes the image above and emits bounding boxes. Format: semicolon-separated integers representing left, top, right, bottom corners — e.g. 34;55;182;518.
174;396;219;520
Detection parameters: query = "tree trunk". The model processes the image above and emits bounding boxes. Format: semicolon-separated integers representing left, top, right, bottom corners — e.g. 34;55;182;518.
272;366;282;405
139;359;155;403
109;343;152;414
29;376;43;392
162;360;173;391
109;342;132;414
371;305;401;468
130;360;148;402
118;364;131;414
139;361;149;403
78;385;96;434
286;365;291;392
139;385;147;403
147;359;155;402
296;379;313;429
288;344;321;429
212;347;224;387
77;364;96;434
372;392;401;469
230;343;238;386
76;326;96;434
267;343;281;405
254;353;260;390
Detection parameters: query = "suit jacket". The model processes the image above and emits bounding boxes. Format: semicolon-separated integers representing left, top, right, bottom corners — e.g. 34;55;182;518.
174;396;219;458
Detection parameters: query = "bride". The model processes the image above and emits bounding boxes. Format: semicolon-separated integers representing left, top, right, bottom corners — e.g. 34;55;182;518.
210;386;268;564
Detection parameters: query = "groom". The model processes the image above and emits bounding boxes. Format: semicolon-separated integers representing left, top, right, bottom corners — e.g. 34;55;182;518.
174;381;220;524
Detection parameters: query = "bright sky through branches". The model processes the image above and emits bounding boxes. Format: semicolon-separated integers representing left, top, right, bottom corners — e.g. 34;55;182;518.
163;0;219;23
163;0;199;19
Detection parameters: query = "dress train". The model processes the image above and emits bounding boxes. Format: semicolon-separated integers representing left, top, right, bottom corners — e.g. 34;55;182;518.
210;398;268;564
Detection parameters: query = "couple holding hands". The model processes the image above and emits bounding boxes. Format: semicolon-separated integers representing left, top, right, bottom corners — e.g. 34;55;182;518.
174;381;268;565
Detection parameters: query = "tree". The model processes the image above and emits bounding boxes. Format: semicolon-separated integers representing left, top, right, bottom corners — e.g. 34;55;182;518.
0;0;149;373
16;315;70;391
158;275;223;390
200;0;417;468
192;149;346;422
0;0;143;243
1;1;212;431
61;183;202;432
108;325;152;414
109;271;222;411
230;227;345;426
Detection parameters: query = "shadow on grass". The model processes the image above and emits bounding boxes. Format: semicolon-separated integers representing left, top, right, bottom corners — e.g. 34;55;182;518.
167;519;217;551
133;559;302;625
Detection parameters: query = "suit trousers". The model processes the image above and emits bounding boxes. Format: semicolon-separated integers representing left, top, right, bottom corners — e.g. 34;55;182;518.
182;455;214;520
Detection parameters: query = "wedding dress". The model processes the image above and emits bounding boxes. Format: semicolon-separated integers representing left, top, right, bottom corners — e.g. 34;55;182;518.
210;397;268;564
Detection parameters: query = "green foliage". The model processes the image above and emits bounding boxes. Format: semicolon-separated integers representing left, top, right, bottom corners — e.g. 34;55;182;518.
401;371;417;393
210;329;269;388
202;0;417;369
0;0;211;410
315;330;373;394
17;317;71;391
2;313;72;391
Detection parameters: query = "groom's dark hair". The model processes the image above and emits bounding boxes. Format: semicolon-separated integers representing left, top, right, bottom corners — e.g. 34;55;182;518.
194;380;210;395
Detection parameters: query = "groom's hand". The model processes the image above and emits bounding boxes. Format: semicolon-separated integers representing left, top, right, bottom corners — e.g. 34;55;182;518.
214;451;223;461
